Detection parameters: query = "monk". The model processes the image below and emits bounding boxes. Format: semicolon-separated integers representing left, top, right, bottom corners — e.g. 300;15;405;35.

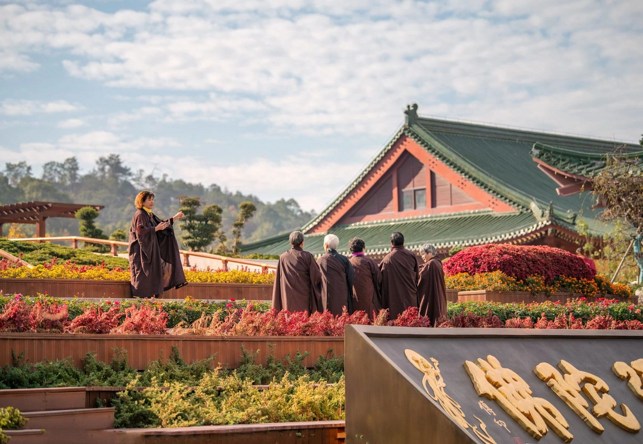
128;190;187;298
417;243;447;326
348;237;381;318
317;234;355;315
272;231;322;314
379;232;419;319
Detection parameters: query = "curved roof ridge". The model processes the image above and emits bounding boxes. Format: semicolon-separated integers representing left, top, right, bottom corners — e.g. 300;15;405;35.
532;142;643;159
416;116;641;149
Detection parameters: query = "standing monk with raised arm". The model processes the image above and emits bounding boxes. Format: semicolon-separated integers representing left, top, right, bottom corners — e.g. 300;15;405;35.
128;190;187;298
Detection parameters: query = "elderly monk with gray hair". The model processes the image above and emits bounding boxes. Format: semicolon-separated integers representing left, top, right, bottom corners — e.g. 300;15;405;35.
317;234;355;315
271;231;322;314
417;243;447;326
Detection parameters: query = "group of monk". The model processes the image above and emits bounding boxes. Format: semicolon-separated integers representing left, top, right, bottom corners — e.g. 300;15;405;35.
271;231;447;325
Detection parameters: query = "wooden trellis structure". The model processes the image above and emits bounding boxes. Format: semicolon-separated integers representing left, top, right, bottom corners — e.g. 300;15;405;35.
0;201;104;237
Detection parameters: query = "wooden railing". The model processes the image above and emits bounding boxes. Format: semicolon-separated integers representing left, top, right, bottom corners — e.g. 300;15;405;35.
0;248;34;269
7;236;276;273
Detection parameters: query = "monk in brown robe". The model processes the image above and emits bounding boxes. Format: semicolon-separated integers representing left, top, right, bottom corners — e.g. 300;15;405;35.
379;232;419;319
348;237;381;318
417;243;447;326
272;231;322;314
128;190;187;298
317;234;355;315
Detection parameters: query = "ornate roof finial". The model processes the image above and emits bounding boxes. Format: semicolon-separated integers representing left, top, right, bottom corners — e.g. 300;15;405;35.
404;103;419;126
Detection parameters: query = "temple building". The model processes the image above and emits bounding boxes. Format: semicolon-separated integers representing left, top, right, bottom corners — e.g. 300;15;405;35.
242;105;642;258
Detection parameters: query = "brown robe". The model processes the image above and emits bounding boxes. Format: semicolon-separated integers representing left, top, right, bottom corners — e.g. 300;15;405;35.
317;249;355;315
417;258;447;326
379;246;419;319
272;246;322;313
349;253;381;317
128;209;186;298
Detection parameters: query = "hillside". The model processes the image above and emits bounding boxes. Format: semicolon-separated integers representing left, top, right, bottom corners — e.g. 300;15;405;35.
0;155;315;250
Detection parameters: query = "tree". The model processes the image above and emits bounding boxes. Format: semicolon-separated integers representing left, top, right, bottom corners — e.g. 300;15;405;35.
592;144;643;283
592;150;643;233
179;197;222;252
231;201;257;255
75;207;106;240
4;162;32;186
21;178;70;202
0;174;23;204
42;157;79;185
95;154;131;181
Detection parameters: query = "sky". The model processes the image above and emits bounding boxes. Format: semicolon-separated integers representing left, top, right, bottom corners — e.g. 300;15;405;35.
1;0;642;213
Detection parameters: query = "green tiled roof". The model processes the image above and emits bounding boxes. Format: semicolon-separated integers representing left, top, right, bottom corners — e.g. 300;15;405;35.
242;210;611;257
242;114;638;256
530;142;643;178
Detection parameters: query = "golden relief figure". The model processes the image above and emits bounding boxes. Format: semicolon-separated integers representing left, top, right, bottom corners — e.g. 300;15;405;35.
536;359;640;434
613;358;643;400
405;349;496;444
464;355;573;443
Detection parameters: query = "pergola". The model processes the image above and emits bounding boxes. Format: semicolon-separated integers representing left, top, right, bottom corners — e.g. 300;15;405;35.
0;201;104;237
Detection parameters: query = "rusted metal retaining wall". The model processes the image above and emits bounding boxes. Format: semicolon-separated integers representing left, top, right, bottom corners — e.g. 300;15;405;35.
0;333;343;370
0;278;273;300
104;421;346;444
456;290;575;303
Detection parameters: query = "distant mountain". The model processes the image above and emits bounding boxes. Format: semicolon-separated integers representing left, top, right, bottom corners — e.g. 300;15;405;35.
1;155;315;249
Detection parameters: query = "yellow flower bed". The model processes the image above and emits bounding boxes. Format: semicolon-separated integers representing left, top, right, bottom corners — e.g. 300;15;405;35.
0;263;275;285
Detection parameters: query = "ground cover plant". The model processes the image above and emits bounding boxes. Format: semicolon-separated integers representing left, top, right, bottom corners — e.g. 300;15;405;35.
0;406;27;444
0;347;345;428
0;347;344;390
0;295;641;335
0;239;128;269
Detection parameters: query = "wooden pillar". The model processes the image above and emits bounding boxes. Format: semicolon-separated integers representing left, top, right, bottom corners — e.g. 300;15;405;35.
426;169;433;208
222;259;228;272
72;238;78;249
182;253;190;267
391;169;399;211
36;217;47;239
110;243;118;256
0;223;3;237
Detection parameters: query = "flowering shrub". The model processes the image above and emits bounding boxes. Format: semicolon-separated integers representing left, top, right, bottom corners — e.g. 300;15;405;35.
66;305;124;334
444;244;595;283
0;260;274;285
446;270;632;299
110;305;168;335
0;295;31;332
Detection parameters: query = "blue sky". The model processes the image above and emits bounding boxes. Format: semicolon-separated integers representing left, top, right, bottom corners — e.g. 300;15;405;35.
1;0;642;212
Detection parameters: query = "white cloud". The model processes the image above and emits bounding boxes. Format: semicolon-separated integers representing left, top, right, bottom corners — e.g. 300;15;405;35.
135;153;364;211
0;99;82;116
2;0;643;213
57;118;86;129
2;1;642;140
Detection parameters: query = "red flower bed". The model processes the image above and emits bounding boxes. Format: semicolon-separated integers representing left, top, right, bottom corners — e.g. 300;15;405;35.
444;244;595;283
1;296;641;335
